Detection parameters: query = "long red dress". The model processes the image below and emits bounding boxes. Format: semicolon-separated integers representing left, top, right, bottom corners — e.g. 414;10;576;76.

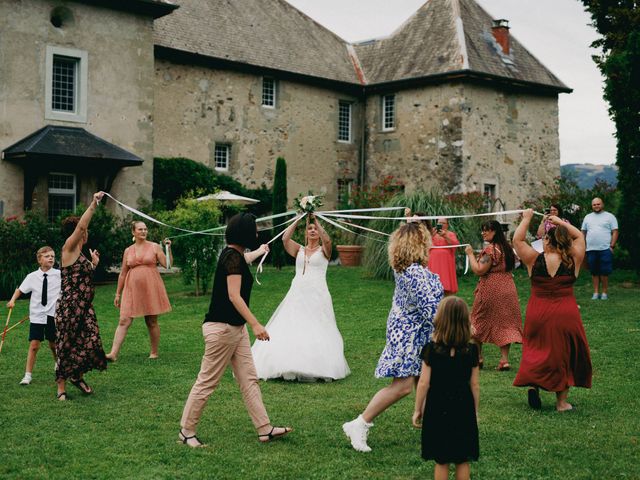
513;254;592;391
471;244;523;347
428;231;459;294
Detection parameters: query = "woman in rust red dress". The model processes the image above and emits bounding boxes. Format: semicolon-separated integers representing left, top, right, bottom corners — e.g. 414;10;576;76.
106;221;172;361
55;192;108;400
429;218;459;295
464;220;522;371
512;209;591;412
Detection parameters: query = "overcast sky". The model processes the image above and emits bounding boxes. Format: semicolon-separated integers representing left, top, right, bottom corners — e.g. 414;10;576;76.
286;0;616;166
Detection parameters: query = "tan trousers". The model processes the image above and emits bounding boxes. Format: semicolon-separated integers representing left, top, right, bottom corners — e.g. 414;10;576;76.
180;322;270;433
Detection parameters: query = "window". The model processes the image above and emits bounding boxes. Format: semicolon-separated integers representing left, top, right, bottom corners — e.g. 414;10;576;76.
483;183;496;212
262;77;276;108
48;173;76;221
337;179;353;206
338;101;351;143
382;94;395;131
45;46;88;123
214;144;230;171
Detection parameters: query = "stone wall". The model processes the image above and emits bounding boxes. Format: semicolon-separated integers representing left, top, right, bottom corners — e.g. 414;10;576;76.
0;0;155;217
365;82;561;211
153;59;361;207
461;84;561;211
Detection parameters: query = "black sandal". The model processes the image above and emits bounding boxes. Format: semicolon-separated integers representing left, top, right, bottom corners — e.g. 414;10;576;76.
70;378;93;395
178;430;206;448
528;387;542;410
56;391;67;401
258;426;292;443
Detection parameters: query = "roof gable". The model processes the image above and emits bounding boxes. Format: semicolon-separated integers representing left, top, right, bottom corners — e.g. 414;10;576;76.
154;0;360;84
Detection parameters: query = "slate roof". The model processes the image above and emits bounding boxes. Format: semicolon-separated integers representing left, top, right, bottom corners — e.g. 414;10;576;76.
154;0;570;93
74;0;178;19
153;0;361;84
3;126;144;168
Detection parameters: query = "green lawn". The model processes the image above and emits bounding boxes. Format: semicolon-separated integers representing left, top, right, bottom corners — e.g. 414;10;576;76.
0;266;638;479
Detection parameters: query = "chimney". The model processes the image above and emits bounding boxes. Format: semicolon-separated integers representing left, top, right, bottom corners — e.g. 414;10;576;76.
491;19;510;55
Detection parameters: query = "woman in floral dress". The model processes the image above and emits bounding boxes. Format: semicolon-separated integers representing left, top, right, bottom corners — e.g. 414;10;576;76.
343;222;444;452
55;192;108;400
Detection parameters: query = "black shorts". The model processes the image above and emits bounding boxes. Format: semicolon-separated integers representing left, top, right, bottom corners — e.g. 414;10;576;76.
29;316;56;342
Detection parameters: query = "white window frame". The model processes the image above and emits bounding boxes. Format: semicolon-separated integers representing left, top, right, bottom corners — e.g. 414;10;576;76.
45;45;88;123
337;179;354;206
338;101;352;143
214;144;230;172
48;172;77;220
482;181;498;212
382;94;396;131
262;77;276;108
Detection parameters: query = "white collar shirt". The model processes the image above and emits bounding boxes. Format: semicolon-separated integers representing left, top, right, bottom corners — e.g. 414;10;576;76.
18;268;61;324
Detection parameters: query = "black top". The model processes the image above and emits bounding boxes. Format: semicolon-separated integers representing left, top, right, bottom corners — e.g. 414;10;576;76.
204;247;253;326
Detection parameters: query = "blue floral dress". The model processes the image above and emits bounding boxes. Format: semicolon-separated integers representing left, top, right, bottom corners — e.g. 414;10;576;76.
375;264;444;378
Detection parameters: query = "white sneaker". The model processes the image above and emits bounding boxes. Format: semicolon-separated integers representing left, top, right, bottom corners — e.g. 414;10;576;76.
19;374;32;385
342;415;373;452
600;293;609;300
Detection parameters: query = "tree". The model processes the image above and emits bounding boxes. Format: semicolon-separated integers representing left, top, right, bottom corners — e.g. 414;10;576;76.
581;1;640;273
161;197;222;296
271;157;288;269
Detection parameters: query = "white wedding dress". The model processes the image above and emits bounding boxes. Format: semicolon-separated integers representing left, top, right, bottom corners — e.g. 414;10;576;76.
251;247;350;381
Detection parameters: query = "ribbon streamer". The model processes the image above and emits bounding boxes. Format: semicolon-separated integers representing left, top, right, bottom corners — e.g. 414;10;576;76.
320;208;542;222
164;242;171;270
0;308;13;354
3;315;29;335
254;213;307;285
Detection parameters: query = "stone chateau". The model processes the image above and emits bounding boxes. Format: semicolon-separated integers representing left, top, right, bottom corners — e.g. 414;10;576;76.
0;0;570;218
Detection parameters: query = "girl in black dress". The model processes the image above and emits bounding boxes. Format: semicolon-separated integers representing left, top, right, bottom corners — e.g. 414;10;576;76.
413;296;480;480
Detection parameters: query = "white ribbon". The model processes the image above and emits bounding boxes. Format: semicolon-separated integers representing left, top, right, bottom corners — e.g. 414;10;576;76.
254;213;307;285
164;242;171;269
320;208;542;221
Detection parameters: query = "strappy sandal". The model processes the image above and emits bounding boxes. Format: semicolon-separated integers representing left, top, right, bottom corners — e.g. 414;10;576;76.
56;391;68;401
258;426;292;443
178;430;206;448
496;360;511;371
70;378;93;395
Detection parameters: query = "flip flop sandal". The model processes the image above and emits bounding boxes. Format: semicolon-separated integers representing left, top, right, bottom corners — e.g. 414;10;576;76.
57;391;68;401
70;378;93;395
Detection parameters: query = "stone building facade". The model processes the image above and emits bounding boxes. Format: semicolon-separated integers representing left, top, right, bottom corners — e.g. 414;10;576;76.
0;0;570;218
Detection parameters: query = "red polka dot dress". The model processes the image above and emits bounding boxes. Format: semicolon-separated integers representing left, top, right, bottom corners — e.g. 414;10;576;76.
470;245;523;347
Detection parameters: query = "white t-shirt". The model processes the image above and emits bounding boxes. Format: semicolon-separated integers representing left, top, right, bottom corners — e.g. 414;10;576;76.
581;211;619;251
18;268;61;324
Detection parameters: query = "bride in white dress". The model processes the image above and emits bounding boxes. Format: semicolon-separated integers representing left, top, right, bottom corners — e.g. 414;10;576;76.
251;215;350;381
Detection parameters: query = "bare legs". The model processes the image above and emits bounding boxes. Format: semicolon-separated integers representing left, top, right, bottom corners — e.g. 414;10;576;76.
592;275;609;296
361;377;417;423
556;388;573;412
475;341;512;369
145;316;160;359
24;340;56;374
435;463;470;480
106;315;160;361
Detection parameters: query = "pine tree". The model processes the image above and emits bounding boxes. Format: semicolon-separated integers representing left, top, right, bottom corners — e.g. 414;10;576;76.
581;1;640;273
271;157;288;269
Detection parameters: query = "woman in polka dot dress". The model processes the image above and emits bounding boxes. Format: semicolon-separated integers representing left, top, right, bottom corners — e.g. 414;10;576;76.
464;220;522;371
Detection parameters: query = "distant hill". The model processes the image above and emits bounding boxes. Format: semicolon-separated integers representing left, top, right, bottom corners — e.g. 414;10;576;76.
561;163;618;189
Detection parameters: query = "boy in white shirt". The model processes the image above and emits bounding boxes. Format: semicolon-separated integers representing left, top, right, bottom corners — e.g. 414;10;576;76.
6;246;61;385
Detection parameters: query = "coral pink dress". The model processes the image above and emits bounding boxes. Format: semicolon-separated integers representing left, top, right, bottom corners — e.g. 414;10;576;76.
120;242;171;320
470;245;523;347
428;231;459;294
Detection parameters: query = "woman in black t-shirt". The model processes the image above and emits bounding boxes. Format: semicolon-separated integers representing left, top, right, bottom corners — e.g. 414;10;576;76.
179;213;292;447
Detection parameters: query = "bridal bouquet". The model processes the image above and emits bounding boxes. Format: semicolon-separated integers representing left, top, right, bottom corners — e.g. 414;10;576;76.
294;193;324;214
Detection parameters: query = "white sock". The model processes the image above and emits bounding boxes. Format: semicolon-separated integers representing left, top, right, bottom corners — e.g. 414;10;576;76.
24;372;32;378
358;414;373;428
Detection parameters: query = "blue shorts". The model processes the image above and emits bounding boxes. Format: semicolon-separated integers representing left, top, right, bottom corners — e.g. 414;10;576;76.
29;316;56;342
586;249;613;276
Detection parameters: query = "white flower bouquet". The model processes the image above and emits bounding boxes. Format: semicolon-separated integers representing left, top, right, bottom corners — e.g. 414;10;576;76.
294;193;324;213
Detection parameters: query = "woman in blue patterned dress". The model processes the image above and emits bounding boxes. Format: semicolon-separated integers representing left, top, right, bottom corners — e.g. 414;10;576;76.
343;222;444;452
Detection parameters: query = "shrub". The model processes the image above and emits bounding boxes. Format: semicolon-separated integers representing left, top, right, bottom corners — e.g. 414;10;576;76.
153;157;272;217
362;190;488;280
159;197;223;296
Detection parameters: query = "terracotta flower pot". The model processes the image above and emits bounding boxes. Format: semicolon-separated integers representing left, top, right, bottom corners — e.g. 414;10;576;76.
336;245;364;267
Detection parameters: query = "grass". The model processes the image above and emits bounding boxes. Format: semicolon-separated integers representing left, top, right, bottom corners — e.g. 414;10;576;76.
0;266;638;479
